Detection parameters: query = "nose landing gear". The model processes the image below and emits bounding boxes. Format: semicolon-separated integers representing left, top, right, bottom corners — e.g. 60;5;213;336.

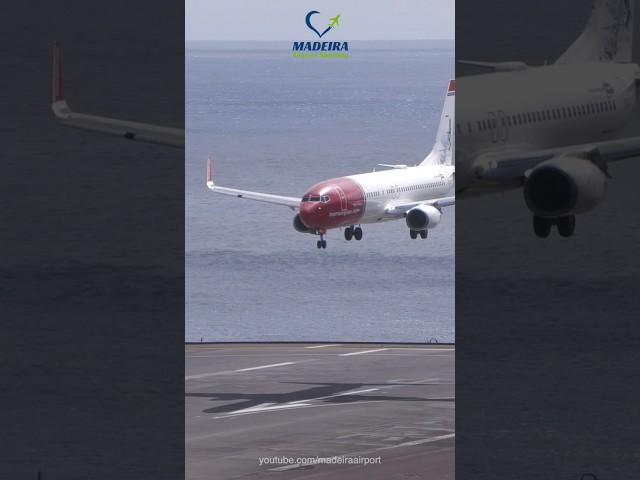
409;229;428;239
344;225;363;241
316;232;327;249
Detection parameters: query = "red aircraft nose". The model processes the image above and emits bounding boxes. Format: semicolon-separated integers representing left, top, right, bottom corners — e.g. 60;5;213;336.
299;199;326;230
299;177;366;231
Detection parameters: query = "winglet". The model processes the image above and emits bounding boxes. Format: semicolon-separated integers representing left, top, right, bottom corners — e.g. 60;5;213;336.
52;41;64;102
51;41;71;119
206;157;215;189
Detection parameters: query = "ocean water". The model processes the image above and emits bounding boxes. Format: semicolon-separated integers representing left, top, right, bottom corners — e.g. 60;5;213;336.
186;41;455;342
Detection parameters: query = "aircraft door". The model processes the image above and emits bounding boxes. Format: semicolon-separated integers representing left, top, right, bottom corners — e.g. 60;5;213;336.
497;110;508;141
488;111;498;143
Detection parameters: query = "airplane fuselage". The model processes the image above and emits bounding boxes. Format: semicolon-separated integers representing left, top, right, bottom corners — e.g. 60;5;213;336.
299;165;455;232
456;62;639;193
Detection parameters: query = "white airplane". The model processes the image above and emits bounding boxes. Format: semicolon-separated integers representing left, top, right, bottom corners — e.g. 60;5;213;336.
457;0;640;237
51;42;184;148
207;80;456;249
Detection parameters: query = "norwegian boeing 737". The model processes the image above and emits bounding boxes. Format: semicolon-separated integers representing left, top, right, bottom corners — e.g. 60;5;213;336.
207;81;455;249
457;0;640;237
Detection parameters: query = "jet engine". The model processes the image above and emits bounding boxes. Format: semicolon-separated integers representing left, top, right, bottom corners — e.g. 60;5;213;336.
405;204;442;231
523;156;607;218
293;213;313;234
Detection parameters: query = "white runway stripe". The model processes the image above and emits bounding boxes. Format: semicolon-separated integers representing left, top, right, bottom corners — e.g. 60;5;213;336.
235;362;295;372
333;388;379;396
377;433;455;450
305;344;339;349
268;463;303;472
185;361;296;380
340;348;388;356
184;370;235;381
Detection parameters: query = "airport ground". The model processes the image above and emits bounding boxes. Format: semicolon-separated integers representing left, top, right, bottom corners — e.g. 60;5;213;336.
186;343;454;479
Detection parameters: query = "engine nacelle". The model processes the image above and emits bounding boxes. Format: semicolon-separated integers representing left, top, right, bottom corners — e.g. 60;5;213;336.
405;204;442;231
523;156;607;218
293;213;314;234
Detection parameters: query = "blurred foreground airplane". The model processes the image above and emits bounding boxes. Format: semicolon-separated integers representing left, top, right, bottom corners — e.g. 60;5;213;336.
457;0;640;237
51;42;184;148
207;81;455;249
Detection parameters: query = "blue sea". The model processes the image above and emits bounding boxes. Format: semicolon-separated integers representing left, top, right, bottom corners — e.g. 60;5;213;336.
186;41;454;342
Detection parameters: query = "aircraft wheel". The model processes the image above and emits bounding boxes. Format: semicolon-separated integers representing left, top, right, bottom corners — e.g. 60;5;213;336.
420;230;427;239
344;227;353;241
410;230;418;239
317;240;322;249
533;216;552;238
321;240;327;249
557;215;576;237
354;227;363;241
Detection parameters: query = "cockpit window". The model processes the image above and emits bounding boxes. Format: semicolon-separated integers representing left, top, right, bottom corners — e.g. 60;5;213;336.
302;195;325;203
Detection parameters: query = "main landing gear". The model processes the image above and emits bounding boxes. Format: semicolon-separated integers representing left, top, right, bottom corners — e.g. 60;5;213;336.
410;229;428;240
533;215;576;238
344;225;363;241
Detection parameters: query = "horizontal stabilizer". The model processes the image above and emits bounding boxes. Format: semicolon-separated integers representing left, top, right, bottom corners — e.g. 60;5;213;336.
457;60;528;72
378;164;408;169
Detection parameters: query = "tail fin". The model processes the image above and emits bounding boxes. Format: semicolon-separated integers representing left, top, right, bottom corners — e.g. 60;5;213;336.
556;0;634;64
420;79;454;166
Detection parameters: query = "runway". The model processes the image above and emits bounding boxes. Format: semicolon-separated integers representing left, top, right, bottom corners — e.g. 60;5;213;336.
185;343;454;479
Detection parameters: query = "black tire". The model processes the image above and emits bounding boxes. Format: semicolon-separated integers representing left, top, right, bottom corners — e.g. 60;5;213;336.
344;228;353;241
321;240;327;249
354;227;363;241
317;240;322;249
420;230;427;239
533;216;552;238
557;215;576;237
410;230;418;239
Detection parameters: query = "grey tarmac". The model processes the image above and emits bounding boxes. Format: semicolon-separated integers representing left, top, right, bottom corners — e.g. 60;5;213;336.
186;343;454;479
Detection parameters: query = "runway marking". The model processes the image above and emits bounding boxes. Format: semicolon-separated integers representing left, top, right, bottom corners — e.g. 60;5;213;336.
268;463;303;472
376;433;455;450
186;352;452;358
184;370;236;380
334;388;379;396
305;344;338;349
340;348;388;356
235;362;295;372
229;402;312;415
211;400;380;420
212;387;385;420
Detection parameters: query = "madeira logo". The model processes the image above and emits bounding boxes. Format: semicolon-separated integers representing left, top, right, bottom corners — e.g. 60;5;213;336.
292;11;349;59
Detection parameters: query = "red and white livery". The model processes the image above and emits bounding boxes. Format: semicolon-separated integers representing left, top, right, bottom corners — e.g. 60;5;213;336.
207;81;455;249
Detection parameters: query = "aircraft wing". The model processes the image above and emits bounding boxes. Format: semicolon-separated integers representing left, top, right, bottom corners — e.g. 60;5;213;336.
384;196;455;217
51;42;184;148
469;136;640;185
206;158;300;209
457;60;528;72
